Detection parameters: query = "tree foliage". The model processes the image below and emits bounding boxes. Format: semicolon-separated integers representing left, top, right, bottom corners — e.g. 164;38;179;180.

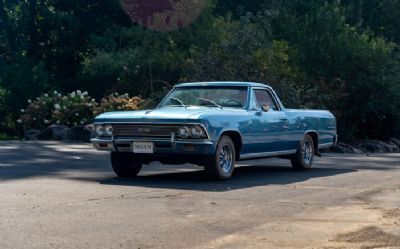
1;0;400;140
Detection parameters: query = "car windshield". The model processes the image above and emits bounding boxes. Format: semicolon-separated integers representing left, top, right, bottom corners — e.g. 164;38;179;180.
158;86;248;109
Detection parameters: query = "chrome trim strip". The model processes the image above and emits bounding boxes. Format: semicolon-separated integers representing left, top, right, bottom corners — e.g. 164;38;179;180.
156;88;175;109
318;142;335;149
333;135;338;148
91;137;213;146
240;150;297;160
113;138;213;145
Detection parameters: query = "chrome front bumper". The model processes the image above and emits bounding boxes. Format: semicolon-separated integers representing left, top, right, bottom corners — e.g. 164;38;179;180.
91;136;215;155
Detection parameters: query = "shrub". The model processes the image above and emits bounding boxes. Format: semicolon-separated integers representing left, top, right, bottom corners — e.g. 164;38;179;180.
18;91;144;130
95;93;143;114
18;90;97;130
0;133;19;141
19;92;62;130
52;90;97;127
0;87;8;131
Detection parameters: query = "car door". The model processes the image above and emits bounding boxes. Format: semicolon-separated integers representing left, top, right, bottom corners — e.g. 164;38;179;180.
248;88;290;153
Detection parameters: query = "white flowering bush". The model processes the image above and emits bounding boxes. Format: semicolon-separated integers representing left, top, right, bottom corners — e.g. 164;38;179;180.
51;90;96;127
18;90;144;130
18;91;63;130
19;90;97;130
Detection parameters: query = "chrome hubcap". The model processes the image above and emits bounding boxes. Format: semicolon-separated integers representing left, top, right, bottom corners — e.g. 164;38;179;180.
219;145;233;173
302;140;313;164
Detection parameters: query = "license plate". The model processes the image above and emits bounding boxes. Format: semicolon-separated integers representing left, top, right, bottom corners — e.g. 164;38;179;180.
132;142;154;154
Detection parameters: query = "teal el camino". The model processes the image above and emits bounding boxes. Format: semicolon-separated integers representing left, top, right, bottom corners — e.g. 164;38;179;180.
92;82;337;180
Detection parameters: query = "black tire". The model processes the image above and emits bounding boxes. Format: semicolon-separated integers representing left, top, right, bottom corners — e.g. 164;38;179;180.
291;135;315;170
204;136;236;180
111;152;143;177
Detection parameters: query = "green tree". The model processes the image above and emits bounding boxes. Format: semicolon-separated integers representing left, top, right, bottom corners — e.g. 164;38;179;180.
1;0;400;140
261;0;400;140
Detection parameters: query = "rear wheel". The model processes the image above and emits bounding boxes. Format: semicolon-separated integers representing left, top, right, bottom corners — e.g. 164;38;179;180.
291;135;315;170
111;152;143;177
204;136;236;180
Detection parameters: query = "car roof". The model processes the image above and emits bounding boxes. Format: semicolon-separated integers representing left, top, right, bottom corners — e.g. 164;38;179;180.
174;81;271;88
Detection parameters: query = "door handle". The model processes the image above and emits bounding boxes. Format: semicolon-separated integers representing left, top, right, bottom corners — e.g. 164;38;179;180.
280;118;288;121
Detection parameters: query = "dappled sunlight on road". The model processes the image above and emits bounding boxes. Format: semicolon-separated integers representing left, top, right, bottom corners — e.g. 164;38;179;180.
1;141;400;249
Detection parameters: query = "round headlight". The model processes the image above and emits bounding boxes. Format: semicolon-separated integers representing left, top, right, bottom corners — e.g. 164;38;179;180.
104;125;113;136
96;125;113;137
190;126;204;138
178;126;189;138
96;125;105;136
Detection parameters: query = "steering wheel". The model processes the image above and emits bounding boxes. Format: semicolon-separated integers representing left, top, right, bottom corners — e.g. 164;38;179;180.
223;99;243;107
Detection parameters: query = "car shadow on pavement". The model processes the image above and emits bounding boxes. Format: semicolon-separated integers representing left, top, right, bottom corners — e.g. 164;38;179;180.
1;142;397;184
0;141;110;181
97;166;356;192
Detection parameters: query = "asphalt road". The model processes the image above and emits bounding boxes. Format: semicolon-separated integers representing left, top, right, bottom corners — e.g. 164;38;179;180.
1;141;400;249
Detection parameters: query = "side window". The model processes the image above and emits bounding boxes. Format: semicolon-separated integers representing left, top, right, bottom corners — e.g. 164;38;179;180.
254;89;279;111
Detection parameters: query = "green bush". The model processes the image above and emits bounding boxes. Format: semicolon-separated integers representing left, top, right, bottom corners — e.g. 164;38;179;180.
0;133;19;141
0;87;7;124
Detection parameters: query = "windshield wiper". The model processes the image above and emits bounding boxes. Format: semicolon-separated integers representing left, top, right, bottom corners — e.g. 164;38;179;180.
171;97;187;108
198;98;223;109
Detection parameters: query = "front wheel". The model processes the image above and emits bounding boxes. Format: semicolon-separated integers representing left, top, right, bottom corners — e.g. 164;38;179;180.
111;152;143;177
291;135;315;170
204;136;236;180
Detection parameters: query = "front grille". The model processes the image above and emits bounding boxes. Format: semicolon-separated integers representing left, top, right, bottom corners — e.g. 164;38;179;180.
113;124;180;138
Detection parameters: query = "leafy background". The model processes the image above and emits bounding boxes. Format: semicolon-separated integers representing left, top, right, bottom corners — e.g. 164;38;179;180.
1;0;400;141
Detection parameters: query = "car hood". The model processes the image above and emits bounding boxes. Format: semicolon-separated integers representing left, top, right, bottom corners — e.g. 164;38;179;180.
94;106;244;123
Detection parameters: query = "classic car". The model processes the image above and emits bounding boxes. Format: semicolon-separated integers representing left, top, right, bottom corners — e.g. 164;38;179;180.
91;82;337;180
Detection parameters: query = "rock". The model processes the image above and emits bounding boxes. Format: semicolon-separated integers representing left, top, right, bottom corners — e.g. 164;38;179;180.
62;126;91;142
359;140;384;153
359;140;394;153
332;143;352;153
378;141;395;153
333;143;363;153
24;129;41;140
37;125;68;140
352;147;365;154
389;138;400;148
388;142;400;153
